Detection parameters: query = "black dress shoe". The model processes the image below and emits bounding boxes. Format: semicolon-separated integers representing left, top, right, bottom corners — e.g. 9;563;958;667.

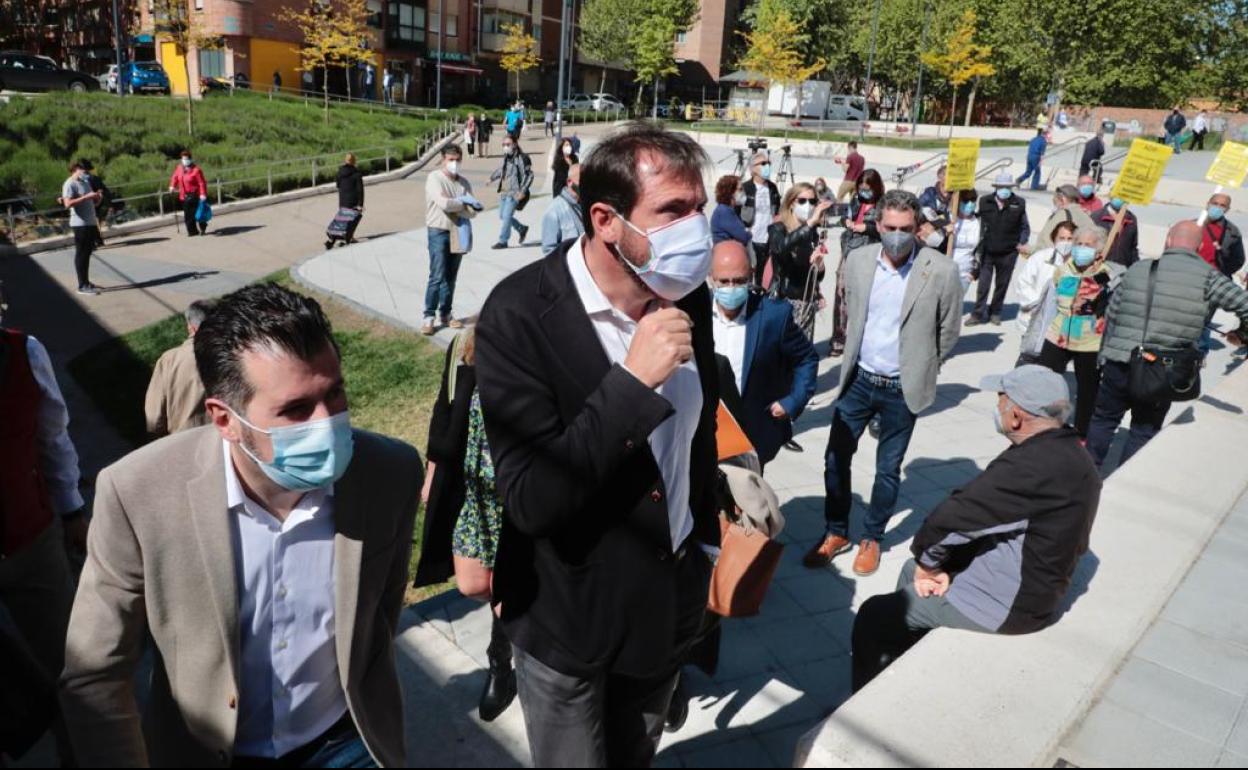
478;664;517;722
516;223;529;243
664;674;689;733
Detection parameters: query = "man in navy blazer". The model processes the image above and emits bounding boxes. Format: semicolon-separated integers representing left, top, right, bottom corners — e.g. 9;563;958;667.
709;241;820;468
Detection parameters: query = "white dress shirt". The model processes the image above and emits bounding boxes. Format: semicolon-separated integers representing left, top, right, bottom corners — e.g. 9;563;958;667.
223;442;347;758
858;248;915;379
751;184;771;245
26;335;84;514
566;238;702;550
711;300;749;395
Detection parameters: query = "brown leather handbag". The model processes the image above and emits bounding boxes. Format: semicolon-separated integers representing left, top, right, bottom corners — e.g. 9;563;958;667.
707;465;785;618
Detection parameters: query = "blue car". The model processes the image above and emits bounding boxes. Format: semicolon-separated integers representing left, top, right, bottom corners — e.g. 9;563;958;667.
119;61;171;95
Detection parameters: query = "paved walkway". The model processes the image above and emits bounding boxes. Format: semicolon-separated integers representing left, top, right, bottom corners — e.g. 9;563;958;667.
1059;490;1248;768
297;186;1248;766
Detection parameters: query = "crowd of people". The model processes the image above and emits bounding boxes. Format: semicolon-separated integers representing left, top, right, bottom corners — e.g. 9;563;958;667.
7;118;1248;769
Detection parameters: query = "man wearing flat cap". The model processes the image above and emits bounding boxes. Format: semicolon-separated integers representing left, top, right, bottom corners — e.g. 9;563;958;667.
850;365;1102;691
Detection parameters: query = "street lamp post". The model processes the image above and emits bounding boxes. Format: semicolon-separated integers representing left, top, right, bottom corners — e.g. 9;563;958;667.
911;0;931;138
112;0;124;96
555;0;569;143
436;0;444;109
861;0;882;140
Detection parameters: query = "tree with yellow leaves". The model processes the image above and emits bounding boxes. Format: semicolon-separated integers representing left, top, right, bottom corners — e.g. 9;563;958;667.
280;0;371;122
499;22;540;101
738;0;826;134
150;0;225;136
921;8;996;131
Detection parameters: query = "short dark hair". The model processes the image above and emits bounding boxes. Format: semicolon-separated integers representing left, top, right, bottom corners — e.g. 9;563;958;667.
194;283;338;409
184;299;214;329
441;144;462;159
1050;219;1077;241
848;141;858;149
879;189;921;222
715;174;741;206
579;122;710;237
180;149;192;158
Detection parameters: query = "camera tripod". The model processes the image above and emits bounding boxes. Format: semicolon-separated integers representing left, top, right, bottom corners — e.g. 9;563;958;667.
730;148;749;178
775;145;796;190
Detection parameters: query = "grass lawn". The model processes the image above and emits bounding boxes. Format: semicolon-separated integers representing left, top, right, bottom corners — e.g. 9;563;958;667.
68;269;454;604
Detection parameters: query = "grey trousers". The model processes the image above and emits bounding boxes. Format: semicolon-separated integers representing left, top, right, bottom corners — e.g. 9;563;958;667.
512;646;678;768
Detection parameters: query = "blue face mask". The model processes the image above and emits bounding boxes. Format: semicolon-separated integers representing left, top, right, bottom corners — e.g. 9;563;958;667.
961;201;976;216
1209;205;1226;221
760;164;772;180
1110;197;1124;211
858;189;874;202
1079;184;1095;198
233;409;355;492
714;285;749;310
1072;245;1097;267
996;188;1012;201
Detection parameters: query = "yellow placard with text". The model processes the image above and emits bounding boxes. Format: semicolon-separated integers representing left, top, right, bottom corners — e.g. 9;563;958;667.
1110;138;1173;206
945;138;981;190
1205;141;1248;189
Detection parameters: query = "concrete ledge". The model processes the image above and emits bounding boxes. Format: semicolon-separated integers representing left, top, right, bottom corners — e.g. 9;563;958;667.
5;131;458;258
795;363;1248;767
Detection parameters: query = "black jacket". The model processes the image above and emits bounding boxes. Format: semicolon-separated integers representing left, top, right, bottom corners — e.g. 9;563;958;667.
738;179;781;234
768;222;823;300
1091;204;1140;268
912;427;1101;635
977;193;1030;256
412;345;476;588
336;163;365;209
1079;136;1105;175
552;152;579;197
1164;112;1186;135
475;243;720;678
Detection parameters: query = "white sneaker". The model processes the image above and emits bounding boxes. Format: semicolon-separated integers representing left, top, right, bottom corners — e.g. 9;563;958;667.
420;317;435;335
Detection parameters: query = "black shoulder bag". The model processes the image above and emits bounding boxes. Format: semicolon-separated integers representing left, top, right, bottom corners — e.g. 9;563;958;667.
1128;260;1202;404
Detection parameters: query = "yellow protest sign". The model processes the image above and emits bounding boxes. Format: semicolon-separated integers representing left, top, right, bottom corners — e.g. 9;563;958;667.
1206;141;1248;189
945;138;981;190
1110;138;1173;206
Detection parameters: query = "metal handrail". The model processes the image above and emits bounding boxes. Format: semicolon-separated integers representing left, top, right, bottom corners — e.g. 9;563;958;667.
1089;148;1129;179
975;157;1015;182
892;152;948;188
1040;137;1088;188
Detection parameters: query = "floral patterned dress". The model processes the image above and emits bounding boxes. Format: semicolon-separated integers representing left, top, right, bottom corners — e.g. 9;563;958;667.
451;390;504;569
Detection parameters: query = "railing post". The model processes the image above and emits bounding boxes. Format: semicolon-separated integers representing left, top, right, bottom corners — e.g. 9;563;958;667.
312;159;318;187
385;147;391;172
267;168;273;197
5;206;14;240
158;186;164;216
216;178;222;205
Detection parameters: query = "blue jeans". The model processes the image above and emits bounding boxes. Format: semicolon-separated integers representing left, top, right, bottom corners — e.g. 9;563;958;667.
1017;158;1043;189
498;194;524;245
823;367;918;542
231;716;376;768
424;228;462;319
1167;132;1183;154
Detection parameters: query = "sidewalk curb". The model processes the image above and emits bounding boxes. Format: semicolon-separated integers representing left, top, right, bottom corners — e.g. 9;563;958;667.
4;131;460;259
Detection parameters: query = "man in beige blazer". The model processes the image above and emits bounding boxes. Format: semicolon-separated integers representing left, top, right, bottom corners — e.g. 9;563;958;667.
144;299;212;437
61;283;422;768
805;189;963;578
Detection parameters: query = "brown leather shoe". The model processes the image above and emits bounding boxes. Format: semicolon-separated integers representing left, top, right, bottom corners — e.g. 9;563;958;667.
803;534;853;568
853;540;881;576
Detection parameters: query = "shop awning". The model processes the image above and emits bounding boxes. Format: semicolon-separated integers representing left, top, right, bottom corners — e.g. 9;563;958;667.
438;63;484;76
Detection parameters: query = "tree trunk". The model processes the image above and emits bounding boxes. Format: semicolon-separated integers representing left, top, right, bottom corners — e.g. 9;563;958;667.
182;54;194;136
599;67;607;99
948;88;958;139
794;81;803;123
324;70;330;124
652;76;659;120
757;81;767;136
964;77;978;127
345;64;352;102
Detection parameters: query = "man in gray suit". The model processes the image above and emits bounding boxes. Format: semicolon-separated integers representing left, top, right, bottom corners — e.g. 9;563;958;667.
805;189;963;577
60;283;422;768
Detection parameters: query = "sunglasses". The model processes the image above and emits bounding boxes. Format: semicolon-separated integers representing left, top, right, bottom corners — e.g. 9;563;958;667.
796;197;817;205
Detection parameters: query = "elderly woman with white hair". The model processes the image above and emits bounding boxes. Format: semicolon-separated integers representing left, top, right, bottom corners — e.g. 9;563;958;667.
1038;225;1124;436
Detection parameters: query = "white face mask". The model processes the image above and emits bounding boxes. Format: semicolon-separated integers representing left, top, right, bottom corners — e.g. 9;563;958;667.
446;161;460;176
1054;240;1074;257
562;144;573;156
181;157;192;167
925;231;944;248
734;191;747;206
793;202;813;221
612;210;713;302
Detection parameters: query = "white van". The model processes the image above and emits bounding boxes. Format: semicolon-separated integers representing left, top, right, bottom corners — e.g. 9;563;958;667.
825;95;868;121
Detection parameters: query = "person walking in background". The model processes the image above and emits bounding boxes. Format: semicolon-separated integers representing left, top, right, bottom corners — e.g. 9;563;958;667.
552;136;578;197
852;366;1100;691
832;168;886;354
1014;220;1076;364
835;140;866;202
169;149;208;237
805;190;962;578
540;163;584;255
79;159;109;247
363;63;375;102
424;145;480;335
969;173;1030;326
477;112;493;158
738;152;782;286
708;240;819;470
1190;109;1210;151
60;283;423;767
62;161;103;295
1036;185;1095;249
711;174;752;247
144;300;213;438
1037;227;1121;437
1079;129;1106;179
329;152;365;248
0;281;88;765
382;68;394;105
543;101;556;137
505;102;524;141
948;188;981;292
414;328;518;723
1090;196;1140;268
1087;221;1248;471
1076;173;1103;213
271;69;282;95
490;135;534;249
464;114;477;157
768;183;834;340
1016;128;1048;190
1164;107;1187;154
474;125;721;768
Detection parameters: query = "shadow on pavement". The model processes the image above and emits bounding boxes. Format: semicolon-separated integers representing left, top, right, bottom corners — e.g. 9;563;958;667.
99;270;221;293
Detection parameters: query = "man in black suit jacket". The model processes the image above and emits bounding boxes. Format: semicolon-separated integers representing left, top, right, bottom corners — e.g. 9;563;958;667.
475;124;720;768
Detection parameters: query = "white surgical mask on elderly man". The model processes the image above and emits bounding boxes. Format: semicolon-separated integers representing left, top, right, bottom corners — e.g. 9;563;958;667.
446;160;460;176
611;210;713;302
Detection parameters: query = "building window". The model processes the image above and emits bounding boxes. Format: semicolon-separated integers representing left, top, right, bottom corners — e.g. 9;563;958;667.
194;0;203;9
676;31;686;43
389;1;426;42
199;48;225;77
366;0;382;27
533;22;541;42
429;13;457;37
483;11;524;34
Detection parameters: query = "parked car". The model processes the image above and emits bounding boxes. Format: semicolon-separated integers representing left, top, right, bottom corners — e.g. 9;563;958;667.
98;63;119;93
591;93;625;112
119;61;171;94
561;93;594;111
0;51;99;92
200;73;250;93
